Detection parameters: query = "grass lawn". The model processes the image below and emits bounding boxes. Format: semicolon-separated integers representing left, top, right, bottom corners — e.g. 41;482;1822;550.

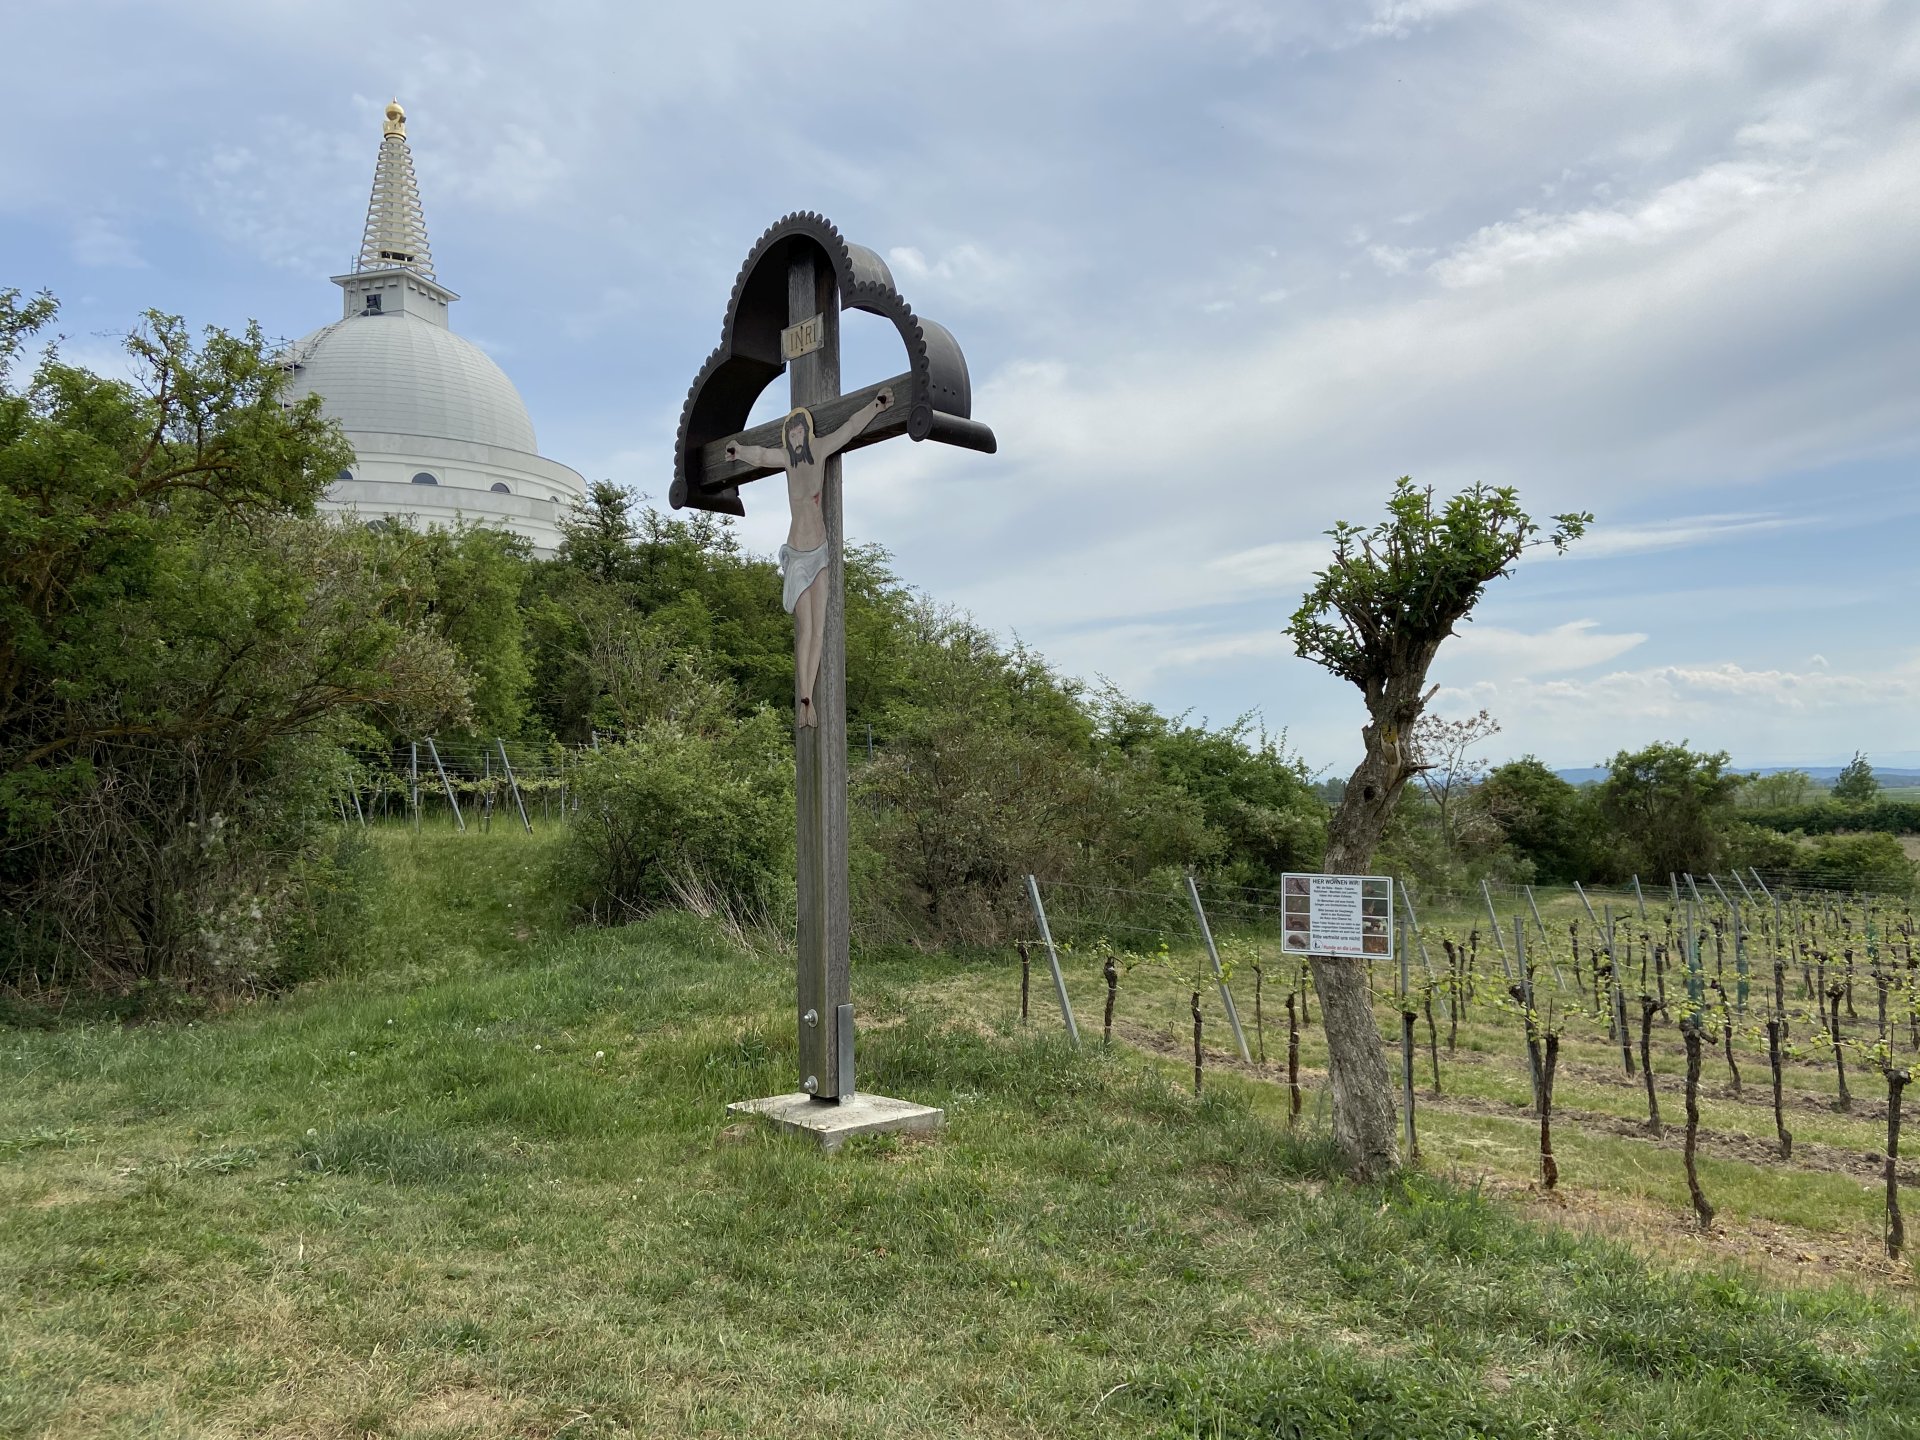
4;829;1920;1438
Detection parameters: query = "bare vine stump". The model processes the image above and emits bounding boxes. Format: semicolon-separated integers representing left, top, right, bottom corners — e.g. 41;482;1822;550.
1711;981;1742;1099
1442;939;1461;1050
1424;991;1441;1095
1888;1066;1910;1259
1401;1008;1419;1162
1190;990;1204;1096
1767;1018;1793;1160
1829;984;1852;1111
1286;991;1302;1119
1616;972;1636;1078
1682;1019;1715;1231
1639;996;1663;1136
1308;955;1400;1179
1102;954;1117;1047
1539;1032;1560;1191
1252;962;1264;1065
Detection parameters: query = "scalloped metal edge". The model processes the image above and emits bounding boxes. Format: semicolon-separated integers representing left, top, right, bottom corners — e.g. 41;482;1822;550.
670;211;985;514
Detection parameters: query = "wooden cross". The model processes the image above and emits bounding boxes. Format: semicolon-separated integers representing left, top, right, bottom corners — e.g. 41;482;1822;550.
672;213;995;1103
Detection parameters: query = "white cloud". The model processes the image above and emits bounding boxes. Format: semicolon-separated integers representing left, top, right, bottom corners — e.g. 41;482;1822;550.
1360;0;1488;41
1440;657;1920;765
1206;540;1331;593
1365;243;1431;276
1429;156;1809;289
1441;620;1648;677
1528;512;1795;563
71;217;145;269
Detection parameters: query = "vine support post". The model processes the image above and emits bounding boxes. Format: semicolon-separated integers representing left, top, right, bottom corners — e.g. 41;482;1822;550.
426;737;464;834
1185;874;1250;1062
497;738;532;834
1024;875;1080;1046
1731;894;1749;1017
1483;879;1513;981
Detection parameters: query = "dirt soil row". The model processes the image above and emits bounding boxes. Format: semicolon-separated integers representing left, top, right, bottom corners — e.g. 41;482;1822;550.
1110;1017;1915;1289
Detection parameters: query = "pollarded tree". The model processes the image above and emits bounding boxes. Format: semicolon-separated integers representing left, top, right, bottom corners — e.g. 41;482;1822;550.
1289;478;1588;1178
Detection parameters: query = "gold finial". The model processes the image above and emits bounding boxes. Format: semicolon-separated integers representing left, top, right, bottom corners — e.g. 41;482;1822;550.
383;99;406;138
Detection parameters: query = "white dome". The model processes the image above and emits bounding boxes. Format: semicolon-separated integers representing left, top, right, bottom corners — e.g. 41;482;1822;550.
284;312;538;453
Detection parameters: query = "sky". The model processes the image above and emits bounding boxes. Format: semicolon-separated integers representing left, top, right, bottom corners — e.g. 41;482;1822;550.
5;1;1919;778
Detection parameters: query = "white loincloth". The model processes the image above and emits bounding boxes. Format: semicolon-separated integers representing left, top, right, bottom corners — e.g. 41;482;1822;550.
779;541;829;613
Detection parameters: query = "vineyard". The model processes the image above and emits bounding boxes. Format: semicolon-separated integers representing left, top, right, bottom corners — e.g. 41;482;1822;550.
1023;873;1920;1277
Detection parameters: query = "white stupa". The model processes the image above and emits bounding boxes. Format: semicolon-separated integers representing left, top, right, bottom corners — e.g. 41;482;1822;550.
282;100;585;554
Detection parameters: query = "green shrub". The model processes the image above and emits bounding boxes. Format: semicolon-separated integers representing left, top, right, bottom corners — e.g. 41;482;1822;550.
0;297;465;996
1745;800;1920;836
1796;831;1915;893
558;712;794;922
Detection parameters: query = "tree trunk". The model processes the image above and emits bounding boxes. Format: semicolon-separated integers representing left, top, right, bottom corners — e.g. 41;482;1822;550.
1313;699;1424;1180
1306;956;1398;1180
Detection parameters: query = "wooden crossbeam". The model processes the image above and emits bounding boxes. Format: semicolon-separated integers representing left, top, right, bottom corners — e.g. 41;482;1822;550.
689;372;911;499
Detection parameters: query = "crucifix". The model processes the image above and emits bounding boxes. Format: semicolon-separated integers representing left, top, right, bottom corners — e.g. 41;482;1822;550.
672;212;995;1133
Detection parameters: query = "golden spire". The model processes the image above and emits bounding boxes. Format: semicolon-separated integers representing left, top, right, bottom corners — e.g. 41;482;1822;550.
356;99;435;279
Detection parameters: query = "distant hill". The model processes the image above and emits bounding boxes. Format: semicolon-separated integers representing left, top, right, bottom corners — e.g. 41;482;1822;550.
1552;765;1920;789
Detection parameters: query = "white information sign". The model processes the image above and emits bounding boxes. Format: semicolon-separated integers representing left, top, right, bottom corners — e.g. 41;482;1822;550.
1280;873;1395;960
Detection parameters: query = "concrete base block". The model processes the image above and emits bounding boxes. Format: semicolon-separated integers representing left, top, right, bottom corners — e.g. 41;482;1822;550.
726;1092;945;1151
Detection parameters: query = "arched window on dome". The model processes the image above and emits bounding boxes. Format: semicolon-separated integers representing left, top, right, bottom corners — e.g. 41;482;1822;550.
490;482;511;494
411;472;439;486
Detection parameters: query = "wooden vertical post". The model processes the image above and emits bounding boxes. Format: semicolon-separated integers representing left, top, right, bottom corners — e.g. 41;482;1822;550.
790;248;853;1101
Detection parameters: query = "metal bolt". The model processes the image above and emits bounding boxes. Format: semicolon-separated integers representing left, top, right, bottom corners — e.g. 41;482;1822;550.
802;1075;819;1094
803;1009;819;1028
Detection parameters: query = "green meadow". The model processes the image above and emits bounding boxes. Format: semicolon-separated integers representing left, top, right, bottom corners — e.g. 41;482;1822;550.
3;829;1918;1439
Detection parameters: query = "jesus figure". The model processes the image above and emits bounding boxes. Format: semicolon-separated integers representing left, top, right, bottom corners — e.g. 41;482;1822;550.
726;387;892;727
